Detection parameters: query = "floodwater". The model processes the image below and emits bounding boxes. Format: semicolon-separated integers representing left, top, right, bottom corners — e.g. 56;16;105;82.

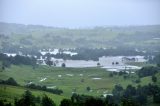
55;56;146;71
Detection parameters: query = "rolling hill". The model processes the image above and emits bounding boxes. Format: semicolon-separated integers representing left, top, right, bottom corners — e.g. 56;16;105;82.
0;22;160;51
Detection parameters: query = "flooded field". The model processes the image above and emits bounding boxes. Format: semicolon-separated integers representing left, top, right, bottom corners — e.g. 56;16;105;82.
55;56;147;71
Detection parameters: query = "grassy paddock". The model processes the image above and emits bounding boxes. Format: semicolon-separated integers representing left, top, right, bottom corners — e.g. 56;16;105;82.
0;65;152;97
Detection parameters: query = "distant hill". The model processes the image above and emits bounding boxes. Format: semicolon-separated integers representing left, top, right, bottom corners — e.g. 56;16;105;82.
0;22;160;51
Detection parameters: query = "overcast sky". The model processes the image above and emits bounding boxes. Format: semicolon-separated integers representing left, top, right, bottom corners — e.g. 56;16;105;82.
0;0;160;28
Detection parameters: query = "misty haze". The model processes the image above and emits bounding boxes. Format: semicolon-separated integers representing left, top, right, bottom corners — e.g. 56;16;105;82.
0;0;160;106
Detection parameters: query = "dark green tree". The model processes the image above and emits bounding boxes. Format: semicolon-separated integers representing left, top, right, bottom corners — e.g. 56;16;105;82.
85;98;105;106
61;63;66;68
60;99;72;106
5;77;18;86
15;90;35;106
121;98;138;106
46;60;53;66
41;95;56;106
152;75;157;83
86;87;91;92
153;92;160;103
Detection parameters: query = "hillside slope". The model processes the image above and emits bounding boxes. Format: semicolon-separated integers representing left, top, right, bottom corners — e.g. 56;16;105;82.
0;85;65;105
0;22;160;50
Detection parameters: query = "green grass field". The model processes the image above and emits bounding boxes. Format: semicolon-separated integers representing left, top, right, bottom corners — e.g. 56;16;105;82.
0;64;159;105
0;85;65;105
0;65;153;96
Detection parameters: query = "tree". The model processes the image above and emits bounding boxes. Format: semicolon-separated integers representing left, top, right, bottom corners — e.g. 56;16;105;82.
152;75;157;83
0;100;12;106
71;93;78;103
15;90;35;106
153;54;160;67
97;62;100;66
105;95;115;105
81;79;84;83
135;78;141;83
85;98;105;106
61;63;66;68
135;94;147;105
53;63;56;66
41;95;56;106
137;66;159;78
109;73;113;77
153;92;160;103
123;85;136;97
112;84;124;104
86;87;91;92
2;61;11;68
121;98;138;106
60;99;72;106
5;77;18;86
115;62;119;65
46;60;53;66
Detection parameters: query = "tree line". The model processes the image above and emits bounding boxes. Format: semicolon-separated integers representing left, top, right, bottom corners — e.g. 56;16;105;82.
0;53;36;70
43;47;148;61
26;84;63;95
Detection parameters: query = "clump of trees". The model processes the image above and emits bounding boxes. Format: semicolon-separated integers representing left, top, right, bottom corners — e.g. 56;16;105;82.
14;90;56;106
41;95;56;106
86;86;91;92
108;71;129;79
60;99;72;106
0;77;18;86
14;90;36;106
137;66;160;78
0;99;12;106
0;53;36;69
70;93;107;106
149;54;160;67
26;84;63;95
110;84;160;106
46;60;53;66
152;75;157;83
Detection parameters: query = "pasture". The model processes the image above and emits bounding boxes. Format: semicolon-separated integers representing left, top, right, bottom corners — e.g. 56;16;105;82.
0;65;152;98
